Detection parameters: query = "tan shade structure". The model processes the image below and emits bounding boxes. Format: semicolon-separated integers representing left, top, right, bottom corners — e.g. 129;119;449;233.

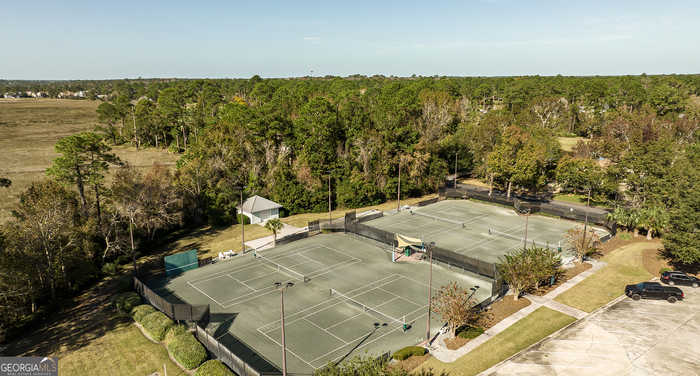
396;233;423;249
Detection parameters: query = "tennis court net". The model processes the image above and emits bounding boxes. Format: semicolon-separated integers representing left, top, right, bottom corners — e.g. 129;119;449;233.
330;288;405;326
412;211;465;228
488;228;558;250
255;253;309;283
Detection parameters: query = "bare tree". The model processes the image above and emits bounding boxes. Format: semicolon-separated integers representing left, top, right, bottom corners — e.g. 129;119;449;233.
565;226;601;263
431;281;480;337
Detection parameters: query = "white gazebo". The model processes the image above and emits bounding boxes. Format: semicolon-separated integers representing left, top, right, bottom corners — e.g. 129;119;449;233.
237;195;283;224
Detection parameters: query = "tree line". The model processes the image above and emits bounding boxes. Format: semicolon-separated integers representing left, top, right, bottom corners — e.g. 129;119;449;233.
1;74;698;341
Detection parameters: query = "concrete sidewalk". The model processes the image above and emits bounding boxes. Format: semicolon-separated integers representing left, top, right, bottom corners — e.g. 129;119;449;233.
428;260;605;362
244;223;305;251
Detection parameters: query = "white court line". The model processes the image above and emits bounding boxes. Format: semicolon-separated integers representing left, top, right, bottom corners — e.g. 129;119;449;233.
219;258;364;309
258;275;403;332
186;280;225;307
303;318;350;345
378;287;424;308
313;304;429;365
226;274;256;292
257;328;319;370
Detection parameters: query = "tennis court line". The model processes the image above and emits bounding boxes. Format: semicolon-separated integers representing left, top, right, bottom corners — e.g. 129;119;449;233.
310;304;429;365
257;275;403;333
218;255;363;308
225;274;257;292
256;329;320;370
303;318;350;345
186;280;226;307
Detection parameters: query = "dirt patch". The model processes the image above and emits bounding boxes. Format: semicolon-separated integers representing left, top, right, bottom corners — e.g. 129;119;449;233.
477;297;531;329
444;336;470;350
391;354;431;372
642;246;670;277
531;262;592;296
459;178;490;188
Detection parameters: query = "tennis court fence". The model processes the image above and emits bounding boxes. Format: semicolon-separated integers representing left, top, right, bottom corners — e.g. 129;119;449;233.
443;184;617;234
133;277;210;325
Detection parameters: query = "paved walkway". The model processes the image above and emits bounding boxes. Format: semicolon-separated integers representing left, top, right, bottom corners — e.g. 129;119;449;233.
244;223;305;251
428;260;606;362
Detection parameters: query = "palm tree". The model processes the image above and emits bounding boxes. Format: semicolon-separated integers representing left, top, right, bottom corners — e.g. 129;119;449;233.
639;206;670;240
264;218;284;246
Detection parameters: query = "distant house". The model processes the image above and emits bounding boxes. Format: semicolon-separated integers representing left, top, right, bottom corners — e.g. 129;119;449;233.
237;195;282;224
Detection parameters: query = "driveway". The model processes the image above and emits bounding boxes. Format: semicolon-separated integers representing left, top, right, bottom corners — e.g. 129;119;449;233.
484;285;700;375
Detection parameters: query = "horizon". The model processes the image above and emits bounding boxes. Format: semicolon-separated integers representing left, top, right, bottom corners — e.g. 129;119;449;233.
2;1;699;80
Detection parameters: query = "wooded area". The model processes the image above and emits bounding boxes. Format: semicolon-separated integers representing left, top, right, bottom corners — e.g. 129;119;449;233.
1;74;698;342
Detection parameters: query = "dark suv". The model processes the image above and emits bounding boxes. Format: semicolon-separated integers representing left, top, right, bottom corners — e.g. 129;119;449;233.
661;271;699;288
625;282;684;303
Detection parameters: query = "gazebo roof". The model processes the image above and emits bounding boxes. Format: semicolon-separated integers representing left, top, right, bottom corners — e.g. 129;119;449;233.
237;195;282;213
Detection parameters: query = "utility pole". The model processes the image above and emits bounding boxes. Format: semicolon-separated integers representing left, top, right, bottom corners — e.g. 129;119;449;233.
425;241;435;343
397;158;401;212
328;174;332;224
275;282;294;376
235;186;246;253
454;150;458;188
523;209;530;248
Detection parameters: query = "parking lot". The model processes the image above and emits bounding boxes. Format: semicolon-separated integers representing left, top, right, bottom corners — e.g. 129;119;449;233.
485;285;700;375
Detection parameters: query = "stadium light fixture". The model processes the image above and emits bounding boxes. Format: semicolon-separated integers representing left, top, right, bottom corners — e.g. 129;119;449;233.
274;281;294;376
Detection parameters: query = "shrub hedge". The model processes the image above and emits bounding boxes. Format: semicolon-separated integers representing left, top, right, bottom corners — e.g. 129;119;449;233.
113;292;141;315
140;311;174;341
167;332;207;369
194;360;235;376
131;304;156;322
164;325;189;345
457;325;485;339
391;346;427;360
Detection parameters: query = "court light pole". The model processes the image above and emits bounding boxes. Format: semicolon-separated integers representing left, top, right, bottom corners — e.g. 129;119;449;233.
235;186;246;253
425;241;435;343
454;150;458;188
274;281;294;376
397;156;402;212
523;209;531;248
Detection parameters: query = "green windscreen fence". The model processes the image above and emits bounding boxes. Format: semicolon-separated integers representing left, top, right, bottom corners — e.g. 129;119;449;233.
165;249;198;276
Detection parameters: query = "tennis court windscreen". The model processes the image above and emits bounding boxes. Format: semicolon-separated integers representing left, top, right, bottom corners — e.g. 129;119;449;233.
165;249;199;276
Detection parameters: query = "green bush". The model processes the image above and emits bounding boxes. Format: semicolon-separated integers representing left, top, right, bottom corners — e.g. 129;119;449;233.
164;325;189;345
167;332;207;369
391;346;427;360
140;311;174;341
457;325;484;339
116;254;131;265
114;275;133;293
102;262;119;276
194;360;234;376
113;292;141;315
236;213;250;225
131;304;156;322
617;232;633;240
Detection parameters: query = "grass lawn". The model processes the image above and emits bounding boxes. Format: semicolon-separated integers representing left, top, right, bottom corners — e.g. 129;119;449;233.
557;136;585;153
0;99;177;223
58;323;182;376
417;307;575;376
554;241;657;312
165;223;273;259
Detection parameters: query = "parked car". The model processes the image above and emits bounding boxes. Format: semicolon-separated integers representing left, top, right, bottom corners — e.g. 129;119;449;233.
625;282;684;303
661;271;699;288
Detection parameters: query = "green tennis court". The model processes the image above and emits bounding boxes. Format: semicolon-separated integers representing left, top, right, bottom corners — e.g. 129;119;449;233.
364;199;609;264
154;232;492;373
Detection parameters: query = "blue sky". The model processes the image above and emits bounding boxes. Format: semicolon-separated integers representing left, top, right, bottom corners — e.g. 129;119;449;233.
2;1;699;79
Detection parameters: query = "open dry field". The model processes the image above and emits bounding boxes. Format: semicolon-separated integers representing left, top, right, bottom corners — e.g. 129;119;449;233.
0;98;178;222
